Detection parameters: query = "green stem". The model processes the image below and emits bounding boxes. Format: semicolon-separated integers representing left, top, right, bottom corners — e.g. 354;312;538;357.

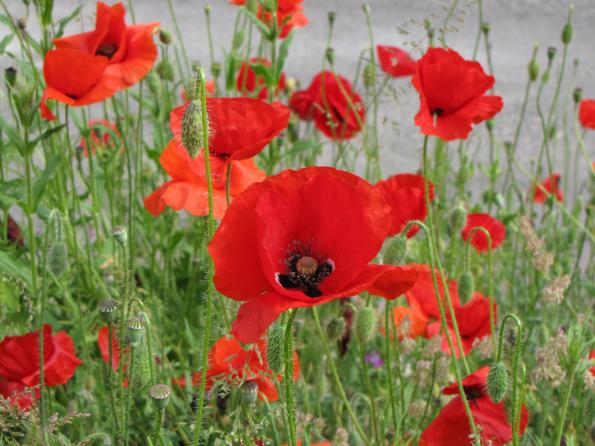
123;345;136;446
359;344;380;445
154;408;164;445
384;301;399;437
284;309;298;446
554;365;577;446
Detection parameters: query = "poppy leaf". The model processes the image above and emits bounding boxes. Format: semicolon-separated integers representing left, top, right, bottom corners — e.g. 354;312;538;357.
241;8;273;39
32;153;63;212
276;30;295;80
55;7;82;38
249;63;274;87
0;251;32;287
0;34;14;54
29;124;66;150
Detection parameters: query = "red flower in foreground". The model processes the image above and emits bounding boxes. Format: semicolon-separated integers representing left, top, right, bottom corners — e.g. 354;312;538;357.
176;336;299;402
533;173;564;203
144;140;265;219
289;71;365;140
170;98;290;161
54;2;159;90
420;367;529;446
209;167;419;343
80;119;122;156
412;47;503;141
0;325;82;410
461;213;506;253
230;0;308;39
236;58;286;100
375;173;434;237
377;45;416;78
579;99;595;129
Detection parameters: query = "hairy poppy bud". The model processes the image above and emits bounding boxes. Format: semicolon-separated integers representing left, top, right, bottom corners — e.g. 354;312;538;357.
232;30;244;51
383;235;407;265
267;324;284;374
4;67;16;88
240;380;258;405
457;271;474;304
448;204;467;234
561;23;573;45
325;48;335;66
159;29;172;45
363;62;376;90
112;225;128;246
355;307;376;344
182;100;203;159
328;12;336;26
127;316;145;346
528;58;539;82
156;60;174;81
326;317;345;341
17;18;26;31
485;119;494;131
487;362;509;403
149;383;171;409
211;62;222;79
48;241;67;277
146;72;161;97
98;299;119;324
573;87;583;104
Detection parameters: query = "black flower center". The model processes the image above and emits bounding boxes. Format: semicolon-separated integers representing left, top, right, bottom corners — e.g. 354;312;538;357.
431;107;444;116
96;43;118;59
277;242;334;298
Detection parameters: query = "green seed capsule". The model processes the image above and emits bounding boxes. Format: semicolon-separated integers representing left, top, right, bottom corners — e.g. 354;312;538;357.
355;307;376;344
98;299;119;324
112;225;128;246
457;271;474;304
266;324;284;374
149;383;171;409
487;361;509;403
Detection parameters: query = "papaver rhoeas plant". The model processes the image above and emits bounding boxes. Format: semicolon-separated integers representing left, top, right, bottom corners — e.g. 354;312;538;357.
0;325;82;410
376;45;416;78
176;336;299;402
578;98;595;128
461;213;506;253
290;71;365;140
144;140;265;219
375;173;434;237
236;58;286;99
533;173;564;203
420;367;529;446
209;167;418;343
412;47;503;141
230;0;308;39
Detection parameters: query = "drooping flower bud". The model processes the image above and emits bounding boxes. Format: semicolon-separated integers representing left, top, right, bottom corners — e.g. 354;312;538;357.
547;46;557;62
448;204;467;234
326;317;345;341
487;361;509;403
528;57;539;82
325;48;335;66
561;22;573;45
159;29;173;45
156;60;174;81
355;307;376;344
146;72;161;97
182;100;203;159
149;383;172;409
98;299;119;324
112;225;128;246
266;324;284;374
383;235;407;265
457;271;474;304
4;67;16;88
47;241;67;277
573;87;583;104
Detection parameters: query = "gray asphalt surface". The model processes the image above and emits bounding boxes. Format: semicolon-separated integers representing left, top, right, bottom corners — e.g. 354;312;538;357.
3;0;595;188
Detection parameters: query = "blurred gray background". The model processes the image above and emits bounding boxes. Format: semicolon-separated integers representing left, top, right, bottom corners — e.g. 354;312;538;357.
3;0;595;189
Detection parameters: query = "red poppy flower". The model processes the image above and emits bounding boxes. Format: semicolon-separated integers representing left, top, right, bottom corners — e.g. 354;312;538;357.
461;213;506;253
579;99;595;129
230;0;308;39
377;45;416;78
236;58;286;100
391;298;428;339
5;214;24;247
54;2;159;90
404;264;460;322
289;71;365;140
375;173;434;237
0;325;82;410
209;167;419;343
144;140;265;219
412;47;503;141
80;119;122;156
533;173;564;203
40;49;120;121
590;350;595;376
176;336;299;402
98;326;122;372
420;367;529;446
170;98;290;161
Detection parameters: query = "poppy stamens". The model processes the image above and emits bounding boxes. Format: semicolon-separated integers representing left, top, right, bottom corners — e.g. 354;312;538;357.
277;242;334;298
96;43;118;59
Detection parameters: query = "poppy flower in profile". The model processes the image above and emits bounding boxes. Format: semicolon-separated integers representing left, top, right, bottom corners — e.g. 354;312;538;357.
40;49;120;121
391;298;428;339
289;71;365;140
236;58;286;100
144;140;265;219
98;326;123;372
53;2;159;90
533;173;564;203
412;47;503;141
377;45;416;78
375;173;434;237
461;213;506;253
175;335;299;402
80;119;122;156
209;167;419;343
0;325;82;410
170;98;290;161
420;367;529;446
579;99;595;129
230;0;308;39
